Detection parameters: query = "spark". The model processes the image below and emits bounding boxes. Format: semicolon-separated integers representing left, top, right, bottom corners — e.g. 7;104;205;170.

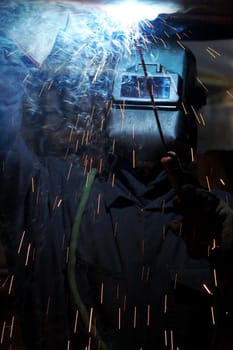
199;113;206;127
164;329;168;347
133;306;137;328
88;308;93;333
38;83;46;97
213;269;218;287
181;101;188;115
132;149;136;168
1;275;10;288
23;73;30;83
0;321;6;344
202;283;213;295
74;309;79;333
147;304;150;326
190;147;195;162
120;103;126;123
68;128;74;143
66;247;69;264
85;171;91;188
170;330;174;350
31;176;35;193
111;173;115;187
9;315;15;339
220;178;226;186
8;275;14;295
164;294;167;314
118;307;121;329
87;337;92;350
48;79;54;90
25;243;32;266
226;89;233;98
66;163;73;181
98;158;103;174
17;230;26;254
67;340;71;350
206;47;221;59
132;124;135;139
191;105;201;124
205;175;211;192
197;77;208;92
97;193;101;215
100;283;104;304
211;306;216;325
176;41;186;50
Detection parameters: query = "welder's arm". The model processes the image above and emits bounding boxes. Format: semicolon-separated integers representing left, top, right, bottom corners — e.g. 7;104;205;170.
170;183;233;262
0;44;28;154
0;41;39;225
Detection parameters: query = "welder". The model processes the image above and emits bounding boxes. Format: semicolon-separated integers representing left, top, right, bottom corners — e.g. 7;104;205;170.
0;1;233;350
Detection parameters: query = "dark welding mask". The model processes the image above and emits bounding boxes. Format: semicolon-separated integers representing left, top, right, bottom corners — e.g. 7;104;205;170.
106;40;206;173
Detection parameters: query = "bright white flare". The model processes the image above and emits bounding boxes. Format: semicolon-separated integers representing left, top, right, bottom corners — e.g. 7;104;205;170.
103;1;181;27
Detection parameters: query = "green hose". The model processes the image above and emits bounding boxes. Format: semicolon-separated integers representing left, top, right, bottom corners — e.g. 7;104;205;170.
68;168;109;350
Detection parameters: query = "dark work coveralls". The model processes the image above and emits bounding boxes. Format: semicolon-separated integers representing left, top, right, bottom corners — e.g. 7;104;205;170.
0;33;220;350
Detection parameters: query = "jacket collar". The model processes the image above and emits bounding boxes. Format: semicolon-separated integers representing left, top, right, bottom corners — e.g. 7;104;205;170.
103;167;175;209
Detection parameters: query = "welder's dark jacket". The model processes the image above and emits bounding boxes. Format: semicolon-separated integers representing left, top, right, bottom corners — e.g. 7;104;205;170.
0;34;221;350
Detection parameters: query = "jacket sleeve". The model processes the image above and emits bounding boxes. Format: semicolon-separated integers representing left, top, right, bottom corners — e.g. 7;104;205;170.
0;36;39;243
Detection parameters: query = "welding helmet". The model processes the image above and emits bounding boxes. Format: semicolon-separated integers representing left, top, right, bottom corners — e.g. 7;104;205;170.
106;40;206;174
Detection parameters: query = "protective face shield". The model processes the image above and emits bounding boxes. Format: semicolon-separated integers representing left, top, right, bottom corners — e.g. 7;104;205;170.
106;40;206;173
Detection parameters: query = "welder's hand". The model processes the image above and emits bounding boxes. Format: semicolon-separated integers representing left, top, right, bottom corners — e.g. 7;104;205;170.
170;184;233;261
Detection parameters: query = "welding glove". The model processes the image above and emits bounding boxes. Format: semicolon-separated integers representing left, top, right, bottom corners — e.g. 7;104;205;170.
170;184;233;262
162;153;233;263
